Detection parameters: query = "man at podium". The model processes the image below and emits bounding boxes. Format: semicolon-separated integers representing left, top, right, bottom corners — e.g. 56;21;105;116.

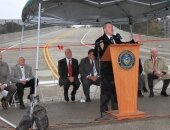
94;22;122;114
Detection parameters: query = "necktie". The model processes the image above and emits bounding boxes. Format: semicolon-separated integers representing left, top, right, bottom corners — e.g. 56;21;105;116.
68;60;72;77
91;60;94;76
110;37;115;44
152;57;157;71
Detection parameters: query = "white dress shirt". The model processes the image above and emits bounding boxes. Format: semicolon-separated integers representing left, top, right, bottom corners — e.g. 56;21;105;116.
66;58;72;66
87;59;98;78
106;34;115;44
20;66;26;80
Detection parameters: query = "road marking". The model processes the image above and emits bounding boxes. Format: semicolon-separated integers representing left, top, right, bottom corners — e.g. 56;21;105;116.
43;44;59;79
80;28;93;48
1;28;63;53
43;29;79;79
1;43;24;53
43;28;93;79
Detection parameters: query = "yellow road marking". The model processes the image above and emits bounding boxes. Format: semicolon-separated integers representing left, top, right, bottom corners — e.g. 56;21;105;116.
43;44;59;78
43;29;79;79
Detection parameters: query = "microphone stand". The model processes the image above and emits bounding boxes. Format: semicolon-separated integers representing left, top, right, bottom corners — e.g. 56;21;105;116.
95;41;103;118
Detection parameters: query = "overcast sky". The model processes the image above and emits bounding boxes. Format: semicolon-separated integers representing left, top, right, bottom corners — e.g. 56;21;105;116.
0;0;28;19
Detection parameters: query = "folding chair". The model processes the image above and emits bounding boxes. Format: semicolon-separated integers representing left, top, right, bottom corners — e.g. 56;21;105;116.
90;85;100;99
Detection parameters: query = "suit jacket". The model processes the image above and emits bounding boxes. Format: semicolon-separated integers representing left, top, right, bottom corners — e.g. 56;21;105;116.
94;33;122;77
0;61;10;85
94;33;122;58
144;57;170;79
58;58;79;79
11;64;34;83
79;57;99;78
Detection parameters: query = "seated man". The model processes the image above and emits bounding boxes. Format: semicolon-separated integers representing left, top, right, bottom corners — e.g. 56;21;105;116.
0;53;16;109
11;57;36;109
144;48;170;97
58;48;80;102
79;49;100;102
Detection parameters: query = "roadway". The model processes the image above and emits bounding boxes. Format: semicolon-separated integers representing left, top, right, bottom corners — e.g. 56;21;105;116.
1;26;170;129
1;26;170;82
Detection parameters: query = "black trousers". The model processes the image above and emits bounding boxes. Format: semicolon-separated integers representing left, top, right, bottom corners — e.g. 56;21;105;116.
147;73;170;92
100;61;117;112
138;73;144;91
59;77;80;97
81;77;100;99
4;85;16;101
16;78;36;104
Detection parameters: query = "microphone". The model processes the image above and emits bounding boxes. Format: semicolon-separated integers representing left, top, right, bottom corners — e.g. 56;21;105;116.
95;40;104;45
116;33;122;40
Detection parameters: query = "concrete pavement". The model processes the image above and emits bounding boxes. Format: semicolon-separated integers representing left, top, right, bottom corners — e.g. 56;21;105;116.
1;91;170;129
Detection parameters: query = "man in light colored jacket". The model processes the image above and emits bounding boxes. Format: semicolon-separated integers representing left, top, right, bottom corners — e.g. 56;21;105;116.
11;57;36;109
144;48;170;97
0;53;16;109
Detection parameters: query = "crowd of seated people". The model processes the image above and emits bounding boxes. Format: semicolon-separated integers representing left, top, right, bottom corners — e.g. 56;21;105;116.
0;53;37;110
0;44;170;110
58;47;170;102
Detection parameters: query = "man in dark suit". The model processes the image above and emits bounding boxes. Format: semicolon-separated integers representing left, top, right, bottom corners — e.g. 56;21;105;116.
94;22;122;114
11;57;36;109
79;49;100;102
58;48;80;102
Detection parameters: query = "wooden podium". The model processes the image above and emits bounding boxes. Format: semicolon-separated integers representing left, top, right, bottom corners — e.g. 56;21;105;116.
101;44;146;120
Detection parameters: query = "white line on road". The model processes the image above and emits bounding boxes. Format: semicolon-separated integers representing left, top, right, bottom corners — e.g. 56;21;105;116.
80;28;93;48
1;43;22;53
1;28;64;53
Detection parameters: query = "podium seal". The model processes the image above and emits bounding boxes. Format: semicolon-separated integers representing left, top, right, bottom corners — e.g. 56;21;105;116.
118;50;135;69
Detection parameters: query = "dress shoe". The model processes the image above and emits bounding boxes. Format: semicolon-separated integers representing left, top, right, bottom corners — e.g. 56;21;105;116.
86;98;91;102
138;90;144;98
64;96;69;102
149;91;154;98
20;104;26;109
161;91;169;97
71;95;75;101
1;98;8;110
